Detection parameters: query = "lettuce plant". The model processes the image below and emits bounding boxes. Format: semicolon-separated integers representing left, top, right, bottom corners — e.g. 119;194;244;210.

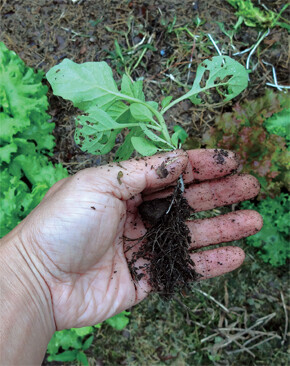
241;194;289;266
47;55;248;160
264;107;290;144
0;42;68;237
202;90;290;197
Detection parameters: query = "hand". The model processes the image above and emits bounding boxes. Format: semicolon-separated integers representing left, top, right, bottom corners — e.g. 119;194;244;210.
2;149;261;332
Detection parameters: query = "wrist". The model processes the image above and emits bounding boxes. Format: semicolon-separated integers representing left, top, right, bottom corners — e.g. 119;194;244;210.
0;231;55;365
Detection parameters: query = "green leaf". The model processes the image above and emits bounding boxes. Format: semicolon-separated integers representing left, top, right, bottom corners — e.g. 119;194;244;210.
48;350;78;362
114;40;124;62
147;101;159;110
121;74;134;97
189;56;248;103
171;125;188;147
139;124;165;144
0;42;49;125
105;311;130;330
75;126;119;155
72;326;94;337
77;351;89;366
0;143;18;164
276;21;290;32
115;127;143;161
106;100;132;123
130;103;153;122
0;42;53;153
0;43;68;238
46;59;120;110
264;108;290;142
86;106;121;130
47;330;82;353
20;120;55;152
241;194;290;266
74;109;119;155
132;80;145;101
10;154;67;187
74;106;145;156
161;96;173;109
131;136;158;156
47;333;60;355
226;0;288;29
217;21;234;38
0;114;29;144
82;335;94;350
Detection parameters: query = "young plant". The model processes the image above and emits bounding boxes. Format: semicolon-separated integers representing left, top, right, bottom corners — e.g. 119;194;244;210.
217;16;244;47
47;55;248;296
46;55;248;161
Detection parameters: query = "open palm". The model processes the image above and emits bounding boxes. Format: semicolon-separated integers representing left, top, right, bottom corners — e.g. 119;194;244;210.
18;149;261;330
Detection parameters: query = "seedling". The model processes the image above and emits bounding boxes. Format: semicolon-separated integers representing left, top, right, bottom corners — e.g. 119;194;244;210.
47;55;248;296
47;56;248;160
217;17;244;48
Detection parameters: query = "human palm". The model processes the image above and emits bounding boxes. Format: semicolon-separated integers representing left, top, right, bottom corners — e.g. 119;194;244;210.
17;149;261;330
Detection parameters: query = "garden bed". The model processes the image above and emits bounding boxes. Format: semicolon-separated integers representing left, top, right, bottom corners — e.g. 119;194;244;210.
1;0;289;364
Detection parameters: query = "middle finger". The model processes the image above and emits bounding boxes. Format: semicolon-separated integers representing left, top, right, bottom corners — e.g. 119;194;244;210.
144;174;260;212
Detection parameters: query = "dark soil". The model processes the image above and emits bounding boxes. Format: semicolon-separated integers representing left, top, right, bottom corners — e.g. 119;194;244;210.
129;179;199;297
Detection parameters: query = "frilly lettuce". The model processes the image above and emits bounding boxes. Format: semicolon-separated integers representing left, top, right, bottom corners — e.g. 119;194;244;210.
0;42;67;237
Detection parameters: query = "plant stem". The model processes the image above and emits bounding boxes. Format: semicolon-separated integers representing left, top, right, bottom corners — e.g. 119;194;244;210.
161;79;236;114
161;90;196;114
118;123;161;131
144;105;173;146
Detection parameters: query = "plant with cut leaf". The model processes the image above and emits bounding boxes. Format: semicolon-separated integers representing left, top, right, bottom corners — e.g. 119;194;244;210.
47;55;248;160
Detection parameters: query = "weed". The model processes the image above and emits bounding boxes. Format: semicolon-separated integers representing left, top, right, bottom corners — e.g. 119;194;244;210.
47;312;130;365
217;16;244;47
226;0;290;30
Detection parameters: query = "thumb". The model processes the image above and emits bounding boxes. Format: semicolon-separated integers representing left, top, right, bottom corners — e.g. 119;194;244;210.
84;149;188;200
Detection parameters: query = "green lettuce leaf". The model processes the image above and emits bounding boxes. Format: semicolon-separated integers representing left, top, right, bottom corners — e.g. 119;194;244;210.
0;42;68;238
241;194;290;266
